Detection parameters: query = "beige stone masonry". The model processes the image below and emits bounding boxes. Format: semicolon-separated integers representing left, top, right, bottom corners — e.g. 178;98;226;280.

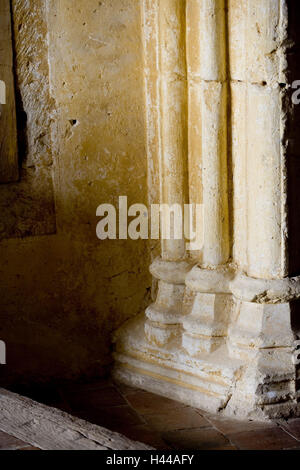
114;0;300;421
229;0;288;85
143;0;188;348
184;0;230;359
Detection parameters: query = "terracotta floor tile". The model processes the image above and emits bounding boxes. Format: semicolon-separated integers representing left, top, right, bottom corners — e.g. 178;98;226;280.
144;407;211;432
205;415;276;435
162;428;229;450
114;381;139;397
75;404;144;429
280;419;300;441
0;431;29;450
62;386;126;410
117;424;171;450
9;380;300;451
229;427;300;450
125;390;185;415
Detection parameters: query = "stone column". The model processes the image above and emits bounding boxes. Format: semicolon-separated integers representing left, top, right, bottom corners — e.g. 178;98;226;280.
114;0;300;421
227;0;300;418
182;0;231;356
143;0;189;347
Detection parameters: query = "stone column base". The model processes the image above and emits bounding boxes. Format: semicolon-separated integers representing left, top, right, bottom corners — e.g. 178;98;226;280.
113;312;300;421
113;261;300;421
113;314;240;415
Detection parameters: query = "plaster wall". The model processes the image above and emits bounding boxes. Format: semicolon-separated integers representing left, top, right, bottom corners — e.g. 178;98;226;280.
0;0;150;385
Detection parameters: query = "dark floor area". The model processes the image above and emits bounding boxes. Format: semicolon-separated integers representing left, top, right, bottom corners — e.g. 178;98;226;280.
3;378;300;450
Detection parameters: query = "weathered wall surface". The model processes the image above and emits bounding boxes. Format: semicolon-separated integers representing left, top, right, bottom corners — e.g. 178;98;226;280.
0;0;151;385
0;0;56;240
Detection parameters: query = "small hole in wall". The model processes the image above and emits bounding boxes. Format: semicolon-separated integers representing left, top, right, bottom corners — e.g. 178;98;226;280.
69;119;78;127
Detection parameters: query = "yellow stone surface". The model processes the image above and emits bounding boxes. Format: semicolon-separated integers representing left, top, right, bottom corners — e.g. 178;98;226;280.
0;0;151;382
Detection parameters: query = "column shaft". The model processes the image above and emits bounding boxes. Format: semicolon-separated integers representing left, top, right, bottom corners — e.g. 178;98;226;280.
159;0;188;261
187;0;229;267
230;0;287;279
183;0;231;356
142;0;188;346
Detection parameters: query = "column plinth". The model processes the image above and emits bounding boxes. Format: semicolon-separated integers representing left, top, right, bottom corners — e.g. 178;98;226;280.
145;259;190;346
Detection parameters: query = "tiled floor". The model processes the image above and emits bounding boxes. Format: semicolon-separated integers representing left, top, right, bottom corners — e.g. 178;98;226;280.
6;378;300;450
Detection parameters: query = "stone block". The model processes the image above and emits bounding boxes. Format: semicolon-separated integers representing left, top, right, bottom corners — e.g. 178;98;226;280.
187;0;226;81
229;0;286;84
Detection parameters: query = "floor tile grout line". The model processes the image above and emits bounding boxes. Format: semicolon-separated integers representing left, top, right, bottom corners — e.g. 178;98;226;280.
19;379;300;451
277;424;300;443
119;394;148;426
198;413;240;450
61;380;297;450
113;383;187;449
112;381;173;447
114;382;241;449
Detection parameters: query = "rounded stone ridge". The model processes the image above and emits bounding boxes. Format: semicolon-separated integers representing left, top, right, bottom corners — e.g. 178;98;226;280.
230;273;300;304
184;264;300;304
185;264;234;294
150;257;192;285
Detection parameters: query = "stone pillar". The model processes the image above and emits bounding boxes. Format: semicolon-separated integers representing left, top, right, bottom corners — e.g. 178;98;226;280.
142;0;189;347
182;0;231;356
114;0;300;421
227;0;299;418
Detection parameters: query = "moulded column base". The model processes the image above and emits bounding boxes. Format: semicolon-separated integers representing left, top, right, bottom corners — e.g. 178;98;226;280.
112;313;300;420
